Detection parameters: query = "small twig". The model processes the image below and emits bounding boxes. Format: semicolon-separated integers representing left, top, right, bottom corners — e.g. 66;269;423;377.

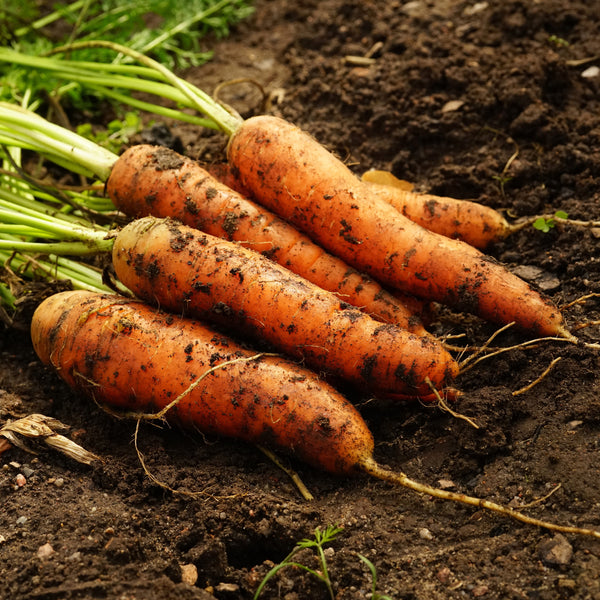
257;445;314;501
571;320;600;332
458;322;515;371
132;420;240;500
565;55;600;67
512;357;562;396
519;483;562;509
426;377;479;429
561;292;600;311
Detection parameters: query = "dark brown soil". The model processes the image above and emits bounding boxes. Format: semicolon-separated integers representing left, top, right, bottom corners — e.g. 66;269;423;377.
2;1;600;598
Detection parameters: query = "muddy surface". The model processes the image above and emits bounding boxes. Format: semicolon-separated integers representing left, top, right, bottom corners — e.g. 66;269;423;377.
2;1;600;598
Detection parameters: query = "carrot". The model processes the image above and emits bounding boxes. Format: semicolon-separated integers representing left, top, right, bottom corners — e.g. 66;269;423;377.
31;289;600;539
30;290;374;474
205;160;255;198
106;145;428;334
210;162;512;250
205;159;431;323
361;169;512;249
226;115;571;339
111;216;459;399
0;103;427;333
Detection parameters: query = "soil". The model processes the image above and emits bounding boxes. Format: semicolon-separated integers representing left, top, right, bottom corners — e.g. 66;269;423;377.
2;1;600;598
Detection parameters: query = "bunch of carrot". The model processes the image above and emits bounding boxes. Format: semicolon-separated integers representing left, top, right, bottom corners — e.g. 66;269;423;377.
2;44;597;537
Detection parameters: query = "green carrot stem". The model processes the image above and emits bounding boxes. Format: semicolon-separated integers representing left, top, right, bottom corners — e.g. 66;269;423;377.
13;0;87;38
83;84;217;128
137;0;235;57
48;40;244;135
0;208;112;243
0;224;54;237
0;249;112;293
0;102;116;180
0;239;113;255
0;189;105;228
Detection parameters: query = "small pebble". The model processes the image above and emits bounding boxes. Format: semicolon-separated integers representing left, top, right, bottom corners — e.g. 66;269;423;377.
557;578;577;590
54;478;64;488
581;65;600;78
180;563;198;586
437;566;452;584
37;543;54;559
15;474;26;487
419;528;434;540
539;534;573;566
215;582;239;593
16;516;27;526
441;100;464;113
472;584;489;597
22;466;34;478
438;479;456;489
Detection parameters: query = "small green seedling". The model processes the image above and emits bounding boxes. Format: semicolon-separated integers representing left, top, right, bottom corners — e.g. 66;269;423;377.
254;525;393;600
358;553;394;600
533;210;568;233
548;35;569;48
254;524;342;600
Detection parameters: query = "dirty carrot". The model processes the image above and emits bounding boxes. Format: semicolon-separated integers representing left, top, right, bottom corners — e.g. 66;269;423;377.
205;159;431;323
111;216;459;400
361;169;512;249
226;115;571;339
31;290;600;539
0;48;572;338
106;144;428;333
211;162;513;251
30;290;374;474
0;104;427;335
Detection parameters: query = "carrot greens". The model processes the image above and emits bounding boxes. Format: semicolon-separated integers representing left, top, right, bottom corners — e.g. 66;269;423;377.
2;0;254;107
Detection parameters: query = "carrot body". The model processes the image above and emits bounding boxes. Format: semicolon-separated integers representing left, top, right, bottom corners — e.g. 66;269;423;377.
360;170;511;249
226;115;568;338
212;162;512;250
366;180;512;250
106;145;426;334
111;217;459;399
205;160;430;323
31;290;375;474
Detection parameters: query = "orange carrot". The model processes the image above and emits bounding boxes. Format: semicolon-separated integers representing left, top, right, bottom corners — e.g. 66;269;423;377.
205;159;431;323
226;115;570;339
210;162;512;250
111;217;459;399
31;289;600;538
205;160;254;198
30;290;374;473
107;145;427;334
361;169;512;249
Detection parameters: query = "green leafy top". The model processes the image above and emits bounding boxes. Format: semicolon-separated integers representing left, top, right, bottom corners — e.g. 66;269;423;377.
1;0;254;107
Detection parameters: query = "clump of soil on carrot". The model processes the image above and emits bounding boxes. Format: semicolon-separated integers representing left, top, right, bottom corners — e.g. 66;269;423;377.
2;1;600;599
